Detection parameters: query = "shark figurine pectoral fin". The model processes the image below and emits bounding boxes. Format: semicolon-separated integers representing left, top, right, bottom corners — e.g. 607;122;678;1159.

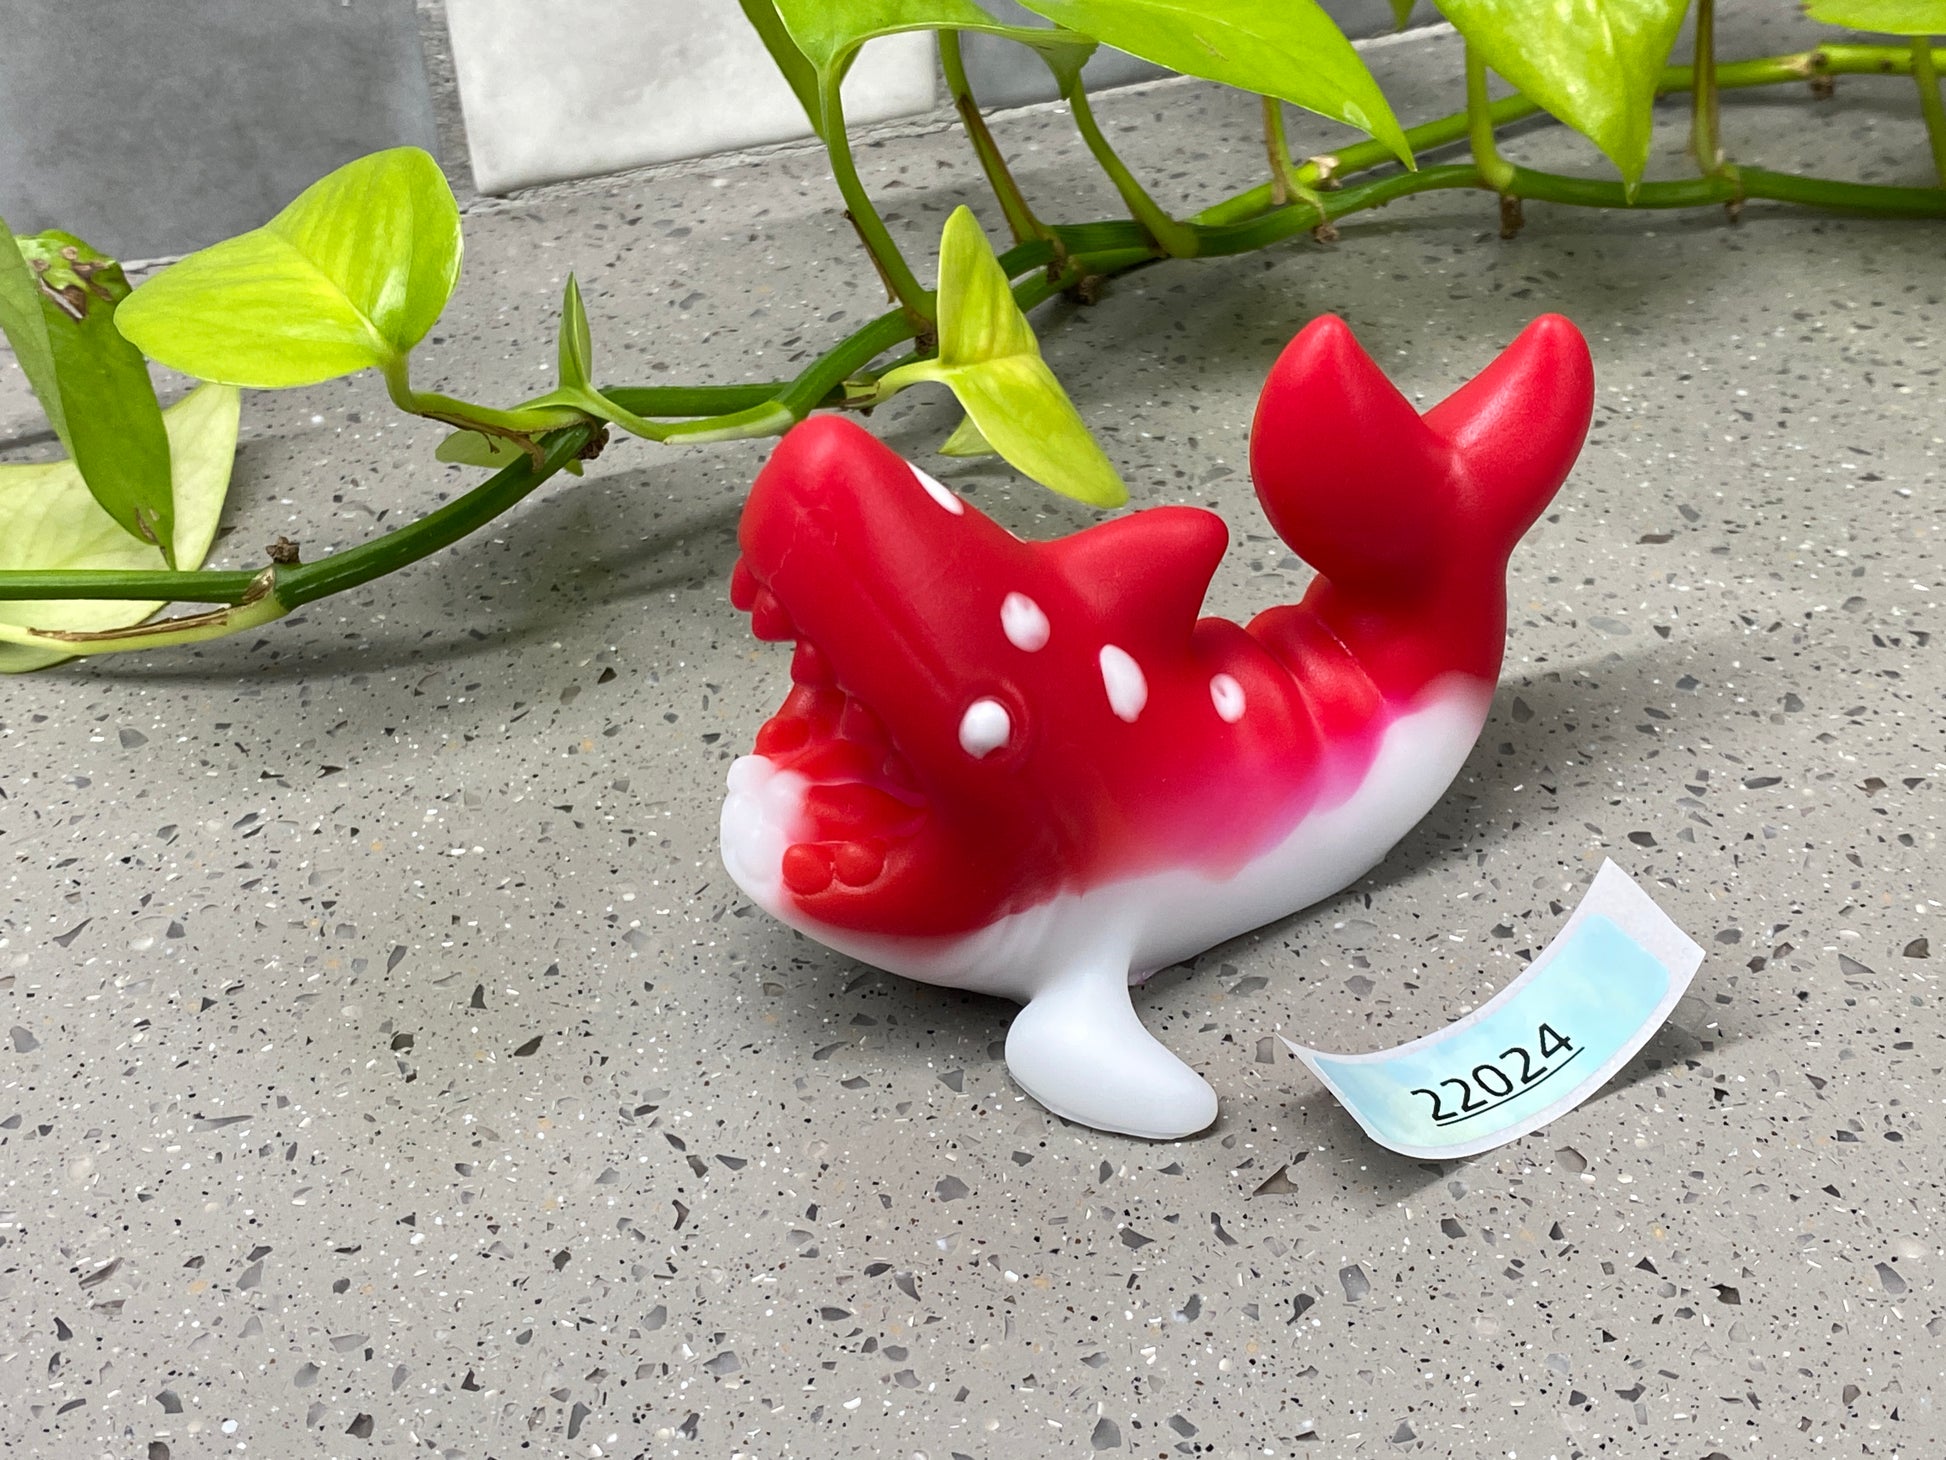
722;314;1596;1139
1005;950;1219;1141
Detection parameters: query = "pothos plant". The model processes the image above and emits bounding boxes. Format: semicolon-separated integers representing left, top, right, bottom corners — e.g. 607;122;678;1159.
0;0;1942;670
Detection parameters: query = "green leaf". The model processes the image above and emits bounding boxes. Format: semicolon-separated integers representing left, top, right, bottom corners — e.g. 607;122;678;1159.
741;0;829;134
1389;0;1417;27
1017;0;1413;166
771;0;1095;83
434;427;587;474
1;223;177;561
1436;0;1688;189
1806;0;1946;33
882;207;1125;507
938;412;996;456
558;274;594;391
116;147;461;388
0;383;240;672
0;216;65;446
434;431;525;468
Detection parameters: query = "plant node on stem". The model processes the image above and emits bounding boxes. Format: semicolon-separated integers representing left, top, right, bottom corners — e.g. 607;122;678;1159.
1066;273;1106;306
1498;194;1525;239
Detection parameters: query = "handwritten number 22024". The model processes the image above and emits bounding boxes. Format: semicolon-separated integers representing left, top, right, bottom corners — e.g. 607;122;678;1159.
1411;1024;1575;1125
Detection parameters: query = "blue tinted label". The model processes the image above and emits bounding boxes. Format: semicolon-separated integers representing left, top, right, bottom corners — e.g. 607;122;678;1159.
1282;861;1704;1160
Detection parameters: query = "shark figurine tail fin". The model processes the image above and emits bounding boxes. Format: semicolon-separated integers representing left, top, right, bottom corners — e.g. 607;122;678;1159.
1249;314;1594;591
1425;314;1596;558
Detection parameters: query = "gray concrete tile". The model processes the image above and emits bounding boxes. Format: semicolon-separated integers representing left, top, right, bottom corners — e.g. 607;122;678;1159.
2;4;1943;1455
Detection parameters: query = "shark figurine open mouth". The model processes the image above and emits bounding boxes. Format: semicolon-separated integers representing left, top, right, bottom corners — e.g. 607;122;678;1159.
721;314;1595;1140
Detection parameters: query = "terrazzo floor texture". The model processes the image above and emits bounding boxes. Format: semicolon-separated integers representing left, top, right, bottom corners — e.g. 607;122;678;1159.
2;11;1942;1459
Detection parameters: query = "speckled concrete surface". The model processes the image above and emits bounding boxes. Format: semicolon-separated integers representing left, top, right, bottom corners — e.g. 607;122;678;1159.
3;10;1942;1459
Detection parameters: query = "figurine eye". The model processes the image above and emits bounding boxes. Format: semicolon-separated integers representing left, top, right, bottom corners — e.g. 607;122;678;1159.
958;698;1012;758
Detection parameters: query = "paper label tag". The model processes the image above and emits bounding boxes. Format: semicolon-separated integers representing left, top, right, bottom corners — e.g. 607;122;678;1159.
1281;860;1704;1160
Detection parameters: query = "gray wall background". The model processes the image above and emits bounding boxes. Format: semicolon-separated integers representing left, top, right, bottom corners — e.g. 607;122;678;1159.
0;0;440;260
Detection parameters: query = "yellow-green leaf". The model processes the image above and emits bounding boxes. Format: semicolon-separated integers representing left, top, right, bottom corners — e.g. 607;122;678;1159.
558;274;594;391
2;222;177;559
1806;0;1946;32
1436;0;1688;190
1019;0;1412;165
771;0;1095;85
434;430;525;468
0;384;240;671
117;148;461;388
938;412;996;456
741;0;829;134
882;207;1125;507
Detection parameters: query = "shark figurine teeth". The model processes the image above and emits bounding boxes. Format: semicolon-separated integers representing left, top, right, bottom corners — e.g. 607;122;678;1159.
722;314;1596;1140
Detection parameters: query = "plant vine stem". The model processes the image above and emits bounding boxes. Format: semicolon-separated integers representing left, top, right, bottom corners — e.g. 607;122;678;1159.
939;31;1050;250
1263;97;1292;205
1062;77;1198;258
0;312;922;610
819;72;934;327
276;425;594;607
600;382;783;417
1692;0;1723;175
0;427;592;627
380;356;580;441
1914;36;1946;187
0;568;260;604
0;571;290;656
1196;159;1946;257
1195;44;1945;228
1464;45;1517;195
1261;97;1334;233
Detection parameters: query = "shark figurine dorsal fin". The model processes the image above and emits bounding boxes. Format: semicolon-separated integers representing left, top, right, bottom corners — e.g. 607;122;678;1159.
1042;507;1228;654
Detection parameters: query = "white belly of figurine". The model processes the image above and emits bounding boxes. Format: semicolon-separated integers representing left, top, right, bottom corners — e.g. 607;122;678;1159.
721;675;1492;1138
723;676;1490;992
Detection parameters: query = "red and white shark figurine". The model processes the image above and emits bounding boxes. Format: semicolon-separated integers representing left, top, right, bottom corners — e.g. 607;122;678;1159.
722;314;1595;1139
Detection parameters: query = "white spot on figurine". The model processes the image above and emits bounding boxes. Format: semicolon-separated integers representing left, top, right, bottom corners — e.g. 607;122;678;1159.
958;698;1012;758
1098;645;1147;723
911;464;964;515
1210;674;1246;723
1001;592;1050;652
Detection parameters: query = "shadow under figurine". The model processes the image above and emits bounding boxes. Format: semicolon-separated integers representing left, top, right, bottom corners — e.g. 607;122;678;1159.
721;314;1595;1140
